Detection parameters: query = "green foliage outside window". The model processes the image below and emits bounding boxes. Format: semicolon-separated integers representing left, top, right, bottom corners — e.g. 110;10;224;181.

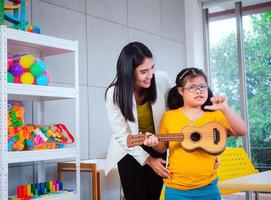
210;11;271;167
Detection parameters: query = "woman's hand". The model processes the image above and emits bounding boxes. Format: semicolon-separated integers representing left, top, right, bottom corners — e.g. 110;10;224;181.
145;156;171;179
204;96;229;111
214;156;220;169
143;132;159;147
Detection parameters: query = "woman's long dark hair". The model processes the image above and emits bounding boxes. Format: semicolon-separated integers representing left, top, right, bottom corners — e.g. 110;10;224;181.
167;67;213;111
105;42;157;122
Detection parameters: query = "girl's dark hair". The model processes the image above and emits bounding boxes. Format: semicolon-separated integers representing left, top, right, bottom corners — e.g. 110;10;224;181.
167;67;213;111
105;42;157;122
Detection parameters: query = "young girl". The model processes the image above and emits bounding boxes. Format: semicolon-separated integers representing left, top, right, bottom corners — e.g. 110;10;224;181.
145;67;247;200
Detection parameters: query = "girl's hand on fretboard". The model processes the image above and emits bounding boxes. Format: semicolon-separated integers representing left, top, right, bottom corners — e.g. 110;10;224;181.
143;132;159;147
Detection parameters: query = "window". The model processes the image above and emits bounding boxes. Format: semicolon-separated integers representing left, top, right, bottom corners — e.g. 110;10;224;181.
243;11;271;169
206;3;271;169
209;17;243;147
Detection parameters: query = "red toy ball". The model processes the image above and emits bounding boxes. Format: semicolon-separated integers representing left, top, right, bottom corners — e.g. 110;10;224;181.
7;58;13;70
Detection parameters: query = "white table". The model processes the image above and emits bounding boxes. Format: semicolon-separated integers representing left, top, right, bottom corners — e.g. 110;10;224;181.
218;170;271;200
218;170;271;192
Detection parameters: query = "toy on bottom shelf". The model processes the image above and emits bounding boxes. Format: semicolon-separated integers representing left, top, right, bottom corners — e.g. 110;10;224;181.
8;54;50;86
9;180;74;200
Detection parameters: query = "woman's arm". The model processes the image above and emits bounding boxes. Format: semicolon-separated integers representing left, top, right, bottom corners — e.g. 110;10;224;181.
106;97;171;178
144;156;170;178
105;87;150;165
154;141;168;153
143;133;170;178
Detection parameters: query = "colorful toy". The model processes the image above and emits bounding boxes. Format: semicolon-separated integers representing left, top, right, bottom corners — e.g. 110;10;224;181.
13;76;21;84
8;126;29;151
2;0;27;30
7;102;74;152
29;62;44;77
7;57;13;70
8;53;50;86
34;60;46;71
10;63;23;76
15;180;74;199
7;71;14;82
0;0;5;25
27;24;41;34
0;0;41;33
19;54;35;68
36;73;49;86
8;123;74;151
7;101;25;151
20;72;34;84
8;101;24;127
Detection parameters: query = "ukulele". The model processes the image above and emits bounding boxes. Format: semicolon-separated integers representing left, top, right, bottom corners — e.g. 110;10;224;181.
127;122;227;155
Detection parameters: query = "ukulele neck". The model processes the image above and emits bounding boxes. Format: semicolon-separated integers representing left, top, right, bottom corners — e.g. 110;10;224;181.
127;133;184;148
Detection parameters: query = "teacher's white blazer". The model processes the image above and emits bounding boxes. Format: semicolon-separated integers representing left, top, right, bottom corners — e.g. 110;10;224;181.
104;71;171;175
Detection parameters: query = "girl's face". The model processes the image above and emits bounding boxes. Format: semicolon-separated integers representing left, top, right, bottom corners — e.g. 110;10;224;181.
179;76;208;108
134;58;154;89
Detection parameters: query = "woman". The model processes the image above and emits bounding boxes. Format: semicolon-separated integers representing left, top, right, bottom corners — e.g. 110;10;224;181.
104;41;171;200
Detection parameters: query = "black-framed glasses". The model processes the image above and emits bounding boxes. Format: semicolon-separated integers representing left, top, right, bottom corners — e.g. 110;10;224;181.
183;84;208;93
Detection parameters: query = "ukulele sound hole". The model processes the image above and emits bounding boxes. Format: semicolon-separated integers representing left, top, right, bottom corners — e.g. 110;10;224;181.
190;132;201;142
213;128;220;145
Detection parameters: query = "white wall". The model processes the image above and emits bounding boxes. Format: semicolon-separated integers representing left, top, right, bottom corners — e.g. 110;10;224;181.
184;0;205;68
8;0;187;199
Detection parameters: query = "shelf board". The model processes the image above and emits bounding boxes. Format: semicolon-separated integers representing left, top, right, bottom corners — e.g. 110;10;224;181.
8;83;76;101
9;192;77;200
6;28;77;57
8;148;76;164
40;192;77;200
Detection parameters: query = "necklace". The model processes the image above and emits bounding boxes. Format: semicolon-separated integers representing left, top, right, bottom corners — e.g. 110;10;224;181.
181;107;204;125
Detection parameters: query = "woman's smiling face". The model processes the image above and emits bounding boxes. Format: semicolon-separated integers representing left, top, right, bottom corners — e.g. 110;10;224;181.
134;58;154;89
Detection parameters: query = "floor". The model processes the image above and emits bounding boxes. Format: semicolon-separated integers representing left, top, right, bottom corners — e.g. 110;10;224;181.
222;192;271;200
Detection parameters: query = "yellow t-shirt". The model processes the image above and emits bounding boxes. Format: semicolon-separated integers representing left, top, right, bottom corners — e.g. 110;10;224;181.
160;108;230;190
136;101;155;133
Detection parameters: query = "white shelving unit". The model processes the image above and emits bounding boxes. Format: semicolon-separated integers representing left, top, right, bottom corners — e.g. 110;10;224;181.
0;26;80;200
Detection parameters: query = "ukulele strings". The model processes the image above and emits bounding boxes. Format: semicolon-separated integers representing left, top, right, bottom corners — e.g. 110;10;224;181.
131;132;225;141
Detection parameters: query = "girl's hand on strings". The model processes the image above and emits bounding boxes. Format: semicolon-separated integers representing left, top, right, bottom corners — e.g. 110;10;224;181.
143;132;159;147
